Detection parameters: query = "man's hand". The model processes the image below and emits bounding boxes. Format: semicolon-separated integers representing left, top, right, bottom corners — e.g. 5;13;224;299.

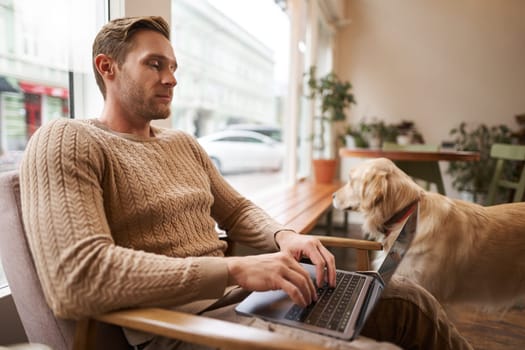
275;230;336;289
226;252;317;307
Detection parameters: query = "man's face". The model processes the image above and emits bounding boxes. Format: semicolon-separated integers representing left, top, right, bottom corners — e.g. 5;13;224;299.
115;30;177;121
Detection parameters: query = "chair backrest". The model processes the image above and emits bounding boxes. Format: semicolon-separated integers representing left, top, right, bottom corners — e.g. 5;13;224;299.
486;143;525;205
0;171;127;350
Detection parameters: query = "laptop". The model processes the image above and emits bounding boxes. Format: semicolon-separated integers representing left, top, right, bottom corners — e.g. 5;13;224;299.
235;201;419;340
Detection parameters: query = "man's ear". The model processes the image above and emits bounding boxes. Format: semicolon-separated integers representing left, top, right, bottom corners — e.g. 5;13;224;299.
94;54;116;79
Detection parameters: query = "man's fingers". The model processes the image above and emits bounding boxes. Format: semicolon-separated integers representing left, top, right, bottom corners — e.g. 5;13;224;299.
280;262;316;305
227;251;324;307
307;243;337;288
314;258;327;288
279;277;313;307
276;232;338;288
280;279;307;307
320;246;336;287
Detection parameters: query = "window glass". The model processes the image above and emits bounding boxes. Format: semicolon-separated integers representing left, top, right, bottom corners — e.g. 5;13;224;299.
0;0;292;290
0;0;104;290
297;4;334;178
171;0;290;196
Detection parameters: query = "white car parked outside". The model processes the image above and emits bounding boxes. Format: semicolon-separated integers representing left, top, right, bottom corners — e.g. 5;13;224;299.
197;130;284;174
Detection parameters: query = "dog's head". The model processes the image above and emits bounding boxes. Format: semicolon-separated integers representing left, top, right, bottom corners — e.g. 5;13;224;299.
333;157;422;236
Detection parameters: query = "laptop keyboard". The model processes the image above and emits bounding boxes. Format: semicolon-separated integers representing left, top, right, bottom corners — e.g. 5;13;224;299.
285;271;366;332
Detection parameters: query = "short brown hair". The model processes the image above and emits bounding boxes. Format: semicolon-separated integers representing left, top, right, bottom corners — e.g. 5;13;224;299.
92;16;170;98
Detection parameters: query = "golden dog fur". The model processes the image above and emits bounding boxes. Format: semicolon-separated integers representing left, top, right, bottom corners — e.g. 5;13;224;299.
333;157;525;308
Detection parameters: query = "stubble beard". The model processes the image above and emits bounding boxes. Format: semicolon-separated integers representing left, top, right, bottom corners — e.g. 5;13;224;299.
120;78;171;121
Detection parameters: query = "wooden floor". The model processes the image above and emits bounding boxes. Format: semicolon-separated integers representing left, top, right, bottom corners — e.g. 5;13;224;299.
312;221;525;350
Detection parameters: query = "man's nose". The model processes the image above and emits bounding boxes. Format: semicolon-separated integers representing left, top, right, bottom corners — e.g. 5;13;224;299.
162;71;177;87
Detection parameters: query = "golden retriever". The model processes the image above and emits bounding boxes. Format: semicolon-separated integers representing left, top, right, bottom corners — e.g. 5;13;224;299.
333;157;525;309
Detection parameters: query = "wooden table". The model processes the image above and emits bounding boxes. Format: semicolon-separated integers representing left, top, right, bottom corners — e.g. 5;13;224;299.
339;148;480;194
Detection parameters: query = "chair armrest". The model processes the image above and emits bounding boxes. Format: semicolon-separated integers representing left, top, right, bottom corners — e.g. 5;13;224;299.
316;235;382;251
94;308;329;350
316;235;382;271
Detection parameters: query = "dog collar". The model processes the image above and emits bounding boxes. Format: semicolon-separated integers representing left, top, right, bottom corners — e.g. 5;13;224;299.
380;200;419;236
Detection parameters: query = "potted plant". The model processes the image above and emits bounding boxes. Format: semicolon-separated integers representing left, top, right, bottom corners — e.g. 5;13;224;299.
446;122;514;203
305;66;356;183
354;119;424;148
342;124;368;149
356;118;391;149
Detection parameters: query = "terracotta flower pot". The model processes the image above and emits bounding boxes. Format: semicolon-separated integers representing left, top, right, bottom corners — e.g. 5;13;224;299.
312;159;337;184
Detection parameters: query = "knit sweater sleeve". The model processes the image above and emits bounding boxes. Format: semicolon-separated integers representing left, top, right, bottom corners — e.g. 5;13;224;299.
19;119;229;319
186;135;289;252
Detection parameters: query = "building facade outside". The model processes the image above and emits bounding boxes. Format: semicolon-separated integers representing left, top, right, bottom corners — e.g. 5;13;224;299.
0;0;70;170
170;0;280;136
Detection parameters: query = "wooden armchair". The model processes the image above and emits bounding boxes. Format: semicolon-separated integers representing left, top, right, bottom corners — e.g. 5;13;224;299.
0;171;382;350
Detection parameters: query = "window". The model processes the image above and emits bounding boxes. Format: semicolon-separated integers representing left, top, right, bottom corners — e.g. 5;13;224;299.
296;0;335;179
225;124;283;142
170;0;290;196
0;0;105;290
0;0;298;291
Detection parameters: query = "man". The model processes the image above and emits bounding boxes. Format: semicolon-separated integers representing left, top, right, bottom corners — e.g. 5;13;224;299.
19;16;472;350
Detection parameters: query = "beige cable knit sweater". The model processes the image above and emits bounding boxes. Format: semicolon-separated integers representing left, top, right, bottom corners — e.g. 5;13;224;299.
19;118;288;319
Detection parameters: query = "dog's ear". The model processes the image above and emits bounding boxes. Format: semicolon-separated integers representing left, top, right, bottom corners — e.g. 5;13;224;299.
360;169;389;211
387;164;424;205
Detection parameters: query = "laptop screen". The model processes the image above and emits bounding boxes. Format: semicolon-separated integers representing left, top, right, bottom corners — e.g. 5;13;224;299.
376;201;419;285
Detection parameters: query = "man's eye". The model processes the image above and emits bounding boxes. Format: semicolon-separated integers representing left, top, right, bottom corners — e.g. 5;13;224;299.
149;61;161;69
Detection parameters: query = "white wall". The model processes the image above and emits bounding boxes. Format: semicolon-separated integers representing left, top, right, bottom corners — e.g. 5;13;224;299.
334;0;525;197
335;0;525;144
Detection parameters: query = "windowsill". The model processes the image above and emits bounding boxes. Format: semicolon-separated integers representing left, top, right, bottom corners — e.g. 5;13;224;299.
0;286;11;299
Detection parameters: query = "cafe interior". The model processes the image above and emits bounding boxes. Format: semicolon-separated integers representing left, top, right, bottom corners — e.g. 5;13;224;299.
0;0;524;349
